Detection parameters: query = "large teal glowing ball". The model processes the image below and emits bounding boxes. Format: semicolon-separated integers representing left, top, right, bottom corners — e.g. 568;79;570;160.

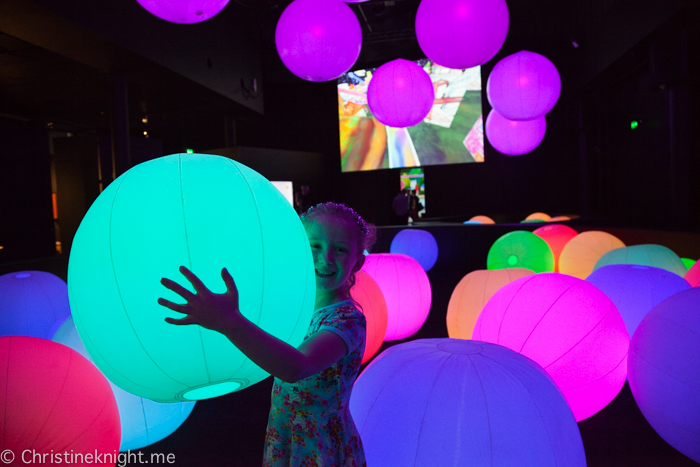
350;339;586;466
52;317;196;450
389;229;438;271
487;230;554;273
628;288;700;462
0;270;71;339
586;265;691;338
593;244;687;277
68;154;315;402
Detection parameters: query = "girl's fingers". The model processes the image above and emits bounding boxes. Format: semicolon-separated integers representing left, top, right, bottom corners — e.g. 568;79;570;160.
221;268;238;293
179;266;208;294
157;297;190;314
160;278;196;301
164;316;198;326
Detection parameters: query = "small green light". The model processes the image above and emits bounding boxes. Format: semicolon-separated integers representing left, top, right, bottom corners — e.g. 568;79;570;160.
630;121;639;130
186;148;194;154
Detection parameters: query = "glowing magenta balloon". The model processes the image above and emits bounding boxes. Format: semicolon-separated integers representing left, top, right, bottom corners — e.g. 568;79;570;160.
415;0;509;69
361;253;432;341
486;109;546;155
686;261;700;287
533;224;578;272
0;270;71;339
367;59;435;128
275;0;362;82
628;288;700;462
350;271;388;363
594;244;687;277
487;51;561;121
586;265;691;338
135;0;229;23
447;268;535;339
390;229;439;271
350;339;586;466
473;273;629;421
0;336;120;464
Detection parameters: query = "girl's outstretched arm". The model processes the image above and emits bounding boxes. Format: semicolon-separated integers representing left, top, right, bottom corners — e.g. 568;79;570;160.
158;266;347;383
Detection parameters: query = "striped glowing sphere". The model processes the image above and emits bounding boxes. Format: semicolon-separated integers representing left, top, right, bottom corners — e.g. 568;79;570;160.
68;154;315;402
0;336;120;464
487;230;554;273
593;244;687;277
350;271;388;363
390;229;439;271
350;339;586;466
474;273;629;421
0;271;71;339
361;253;432;340
533;224;578;272
628;288;700;462
558;231;625;279
446;268;534;339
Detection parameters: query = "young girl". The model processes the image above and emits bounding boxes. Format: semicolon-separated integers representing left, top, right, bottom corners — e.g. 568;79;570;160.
158;202;376;467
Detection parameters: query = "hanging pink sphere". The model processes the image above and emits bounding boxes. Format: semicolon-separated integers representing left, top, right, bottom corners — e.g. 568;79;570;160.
275;0;362;82
361;253;432;341
686;261;700;287
350;271;388;363
487;51;561;121
533;224;578;272
415;0;509;69
0;336;120;465
628;288;700;462
486;109;546;156
367;59;435;128
473;273;629;421
135;0;229;23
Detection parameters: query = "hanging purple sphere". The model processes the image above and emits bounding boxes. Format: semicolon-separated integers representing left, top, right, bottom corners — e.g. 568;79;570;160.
487;51;561;121
275;0;362;82
367;59;435;128
135;0;229;24
486;109;546;156
415;0;509;69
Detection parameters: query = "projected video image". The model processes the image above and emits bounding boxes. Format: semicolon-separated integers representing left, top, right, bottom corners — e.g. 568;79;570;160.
339;60;483;172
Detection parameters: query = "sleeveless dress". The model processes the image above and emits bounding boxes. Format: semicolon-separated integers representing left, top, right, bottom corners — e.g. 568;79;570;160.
262;300;367;467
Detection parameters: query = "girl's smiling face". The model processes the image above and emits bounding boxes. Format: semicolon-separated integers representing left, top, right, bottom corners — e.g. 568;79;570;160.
304;215;364;308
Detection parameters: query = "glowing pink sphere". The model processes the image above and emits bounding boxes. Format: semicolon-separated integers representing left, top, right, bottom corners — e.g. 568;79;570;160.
0;336;120;464
487;51;561;121
361;253;432;341
350;339;586;466
415;0;509;69
135;0;229;23
275;0;362;82
486;109;546;155
686;261;700;287
473;273;629;421
586;265;691;338
533;224;578;272
367;59;435;128
350;271;388;363
628;288;700;462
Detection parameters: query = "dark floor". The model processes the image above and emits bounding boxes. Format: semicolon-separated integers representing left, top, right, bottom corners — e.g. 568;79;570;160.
1;223;698;466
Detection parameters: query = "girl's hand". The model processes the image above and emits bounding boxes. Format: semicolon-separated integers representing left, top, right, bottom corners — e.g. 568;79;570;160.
158;266;241;334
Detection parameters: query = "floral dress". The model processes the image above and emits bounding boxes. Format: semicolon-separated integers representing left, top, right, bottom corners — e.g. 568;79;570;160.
263;300;367;467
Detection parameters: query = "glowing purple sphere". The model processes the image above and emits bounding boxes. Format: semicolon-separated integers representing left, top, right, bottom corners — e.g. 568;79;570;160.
367;59;435;128
586;265;691;338
487;51;561;121
275;0;362;82
486;109;546;155
390;229;439;271
415;0;509;69
628;288;700;462
135;0;229;23
350;339;586;466
361;253;432;341
473;273;629;421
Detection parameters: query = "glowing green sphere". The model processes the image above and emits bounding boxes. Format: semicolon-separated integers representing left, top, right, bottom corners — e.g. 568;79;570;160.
68;154;315;402
487;230;554;273
681;258;696;270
